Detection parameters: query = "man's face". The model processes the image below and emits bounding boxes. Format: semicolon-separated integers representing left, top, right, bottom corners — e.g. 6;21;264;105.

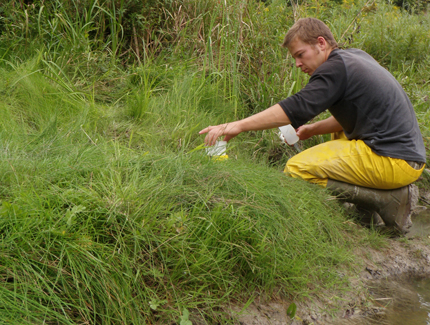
287;37;329;76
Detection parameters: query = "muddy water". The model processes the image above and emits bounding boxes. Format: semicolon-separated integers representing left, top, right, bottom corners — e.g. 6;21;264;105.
354;277;430;325
343;210;430;325
407;210;430;239
341;277;430;324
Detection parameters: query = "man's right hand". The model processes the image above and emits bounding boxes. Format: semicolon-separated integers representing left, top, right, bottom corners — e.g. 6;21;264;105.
199;122;242;146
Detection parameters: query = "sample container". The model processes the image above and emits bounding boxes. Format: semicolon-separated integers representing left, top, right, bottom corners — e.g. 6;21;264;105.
279;124;299;145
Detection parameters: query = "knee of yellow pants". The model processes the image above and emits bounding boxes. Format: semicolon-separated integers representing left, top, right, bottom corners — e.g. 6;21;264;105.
284;132;346;187
284;154;328;187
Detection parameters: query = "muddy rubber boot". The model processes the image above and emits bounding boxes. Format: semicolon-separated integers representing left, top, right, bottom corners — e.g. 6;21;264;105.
355;206;385;228
326;179;412;234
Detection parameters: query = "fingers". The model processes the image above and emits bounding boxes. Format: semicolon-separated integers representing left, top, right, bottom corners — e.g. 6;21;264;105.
204;125;222;146
199;126;210;135
200;123;239;146
199;126;217;145
296;125;311;141
204;132;216;146
199;124;226;146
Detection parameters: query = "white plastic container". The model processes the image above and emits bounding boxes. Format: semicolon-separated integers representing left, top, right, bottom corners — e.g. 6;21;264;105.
278;124;299;145
206;140;227;157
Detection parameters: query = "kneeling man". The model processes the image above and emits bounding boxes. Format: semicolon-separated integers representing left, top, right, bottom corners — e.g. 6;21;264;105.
199;18;426;234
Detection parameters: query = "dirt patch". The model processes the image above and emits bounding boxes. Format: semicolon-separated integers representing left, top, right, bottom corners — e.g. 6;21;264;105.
232;183;430;325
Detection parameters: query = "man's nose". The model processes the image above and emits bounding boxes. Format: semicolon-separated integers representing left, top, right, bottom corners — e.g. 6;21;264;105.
295;59;302;67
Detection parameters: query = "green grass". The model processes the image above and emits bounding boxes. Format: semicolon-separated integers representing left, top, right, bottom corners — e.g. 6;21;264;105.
0;0;429;323
0;59;362;324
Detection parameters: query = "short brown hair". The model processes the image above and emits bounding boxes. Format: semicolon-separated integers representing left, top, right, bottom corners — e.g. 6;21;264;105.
282;18;338;49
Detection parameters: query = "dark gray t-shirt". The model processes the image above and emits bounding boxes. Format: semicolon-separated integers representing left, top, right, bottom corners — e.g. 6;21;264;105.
279;48;426;163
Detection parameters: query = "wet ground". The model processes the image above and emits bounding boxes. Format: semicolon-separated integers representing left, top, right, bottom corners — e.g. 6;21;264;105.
341;277;430;325
340;210;430;325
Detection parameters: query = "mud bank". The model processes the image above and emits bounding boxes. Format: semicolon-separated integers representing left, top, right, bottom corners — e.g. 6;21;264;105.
233;237;430;324
234;183;430;325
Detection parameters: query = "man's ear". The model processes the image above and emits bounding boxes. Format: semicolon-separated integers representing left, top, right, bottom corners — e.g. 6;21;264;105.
317;36;327;50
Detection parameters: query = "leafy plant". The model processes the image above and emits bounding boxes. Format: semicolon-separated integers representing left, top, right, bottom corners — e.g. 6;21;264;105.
179;308;193;325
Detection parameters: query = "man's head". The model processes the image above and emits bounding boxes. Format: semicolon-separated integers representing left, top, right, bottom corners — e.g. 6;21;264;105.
282;18;338;50
282;18;338;76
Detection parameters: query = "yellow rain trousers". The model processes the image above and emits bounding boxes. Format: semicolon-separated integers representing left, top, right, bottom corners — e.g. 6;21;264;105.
284;132;425;189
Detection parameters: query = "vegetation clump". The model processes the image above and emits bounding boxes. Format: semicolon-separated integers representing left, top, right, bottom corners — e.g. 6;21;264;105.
0;0;429;323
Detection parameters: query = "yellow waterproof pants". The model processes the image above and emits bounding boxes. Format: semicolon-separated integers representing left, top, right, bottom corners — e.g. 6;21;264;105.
284;133;425;189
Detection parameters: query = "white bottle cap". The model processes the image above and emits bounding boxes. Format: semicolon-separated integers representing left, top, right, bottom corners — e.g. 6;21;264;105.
278;125;299;145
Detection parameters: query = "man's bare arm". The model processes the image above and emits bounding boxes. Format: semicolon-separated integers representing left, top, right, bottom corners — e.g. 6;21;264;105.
199;104;291;146
296;116;342;140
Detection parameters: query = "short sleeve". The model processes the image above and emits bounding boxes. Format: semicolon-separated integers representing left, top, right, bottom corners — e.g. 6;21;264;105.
278;51;347;129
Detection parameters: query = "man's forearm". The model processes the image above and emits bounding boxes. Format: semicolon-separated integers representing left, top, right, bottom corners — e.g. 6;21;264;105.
237;104;291;132
308;116;342;136
199;103;291;145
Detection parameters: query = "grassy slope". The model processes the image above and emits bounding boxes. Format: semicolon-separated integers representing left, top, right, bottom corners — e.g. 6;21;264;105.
0;0;429;323
0;60;363;324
